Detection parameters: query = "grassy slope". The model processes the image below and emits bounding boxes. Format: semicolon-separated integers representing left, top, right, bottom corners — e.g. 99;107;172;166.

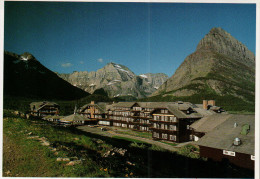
3;110;254;177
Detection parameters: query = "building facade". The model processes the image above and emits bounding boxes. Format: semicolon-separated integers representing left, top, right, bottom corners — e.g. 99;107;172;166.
30;101;59;117
78;100;224;143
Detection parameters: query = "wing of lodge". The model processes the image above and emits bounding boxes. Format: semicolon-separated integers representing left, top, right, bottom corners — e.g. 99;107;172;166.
75;99;226;143
191;114;255;170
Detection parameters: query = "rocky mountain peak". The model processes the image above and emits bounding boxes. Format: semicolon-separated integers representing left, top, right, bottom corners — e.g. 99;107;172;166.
19;52;37;61
152;27;255;105
57;62;168;98
196;27;255;68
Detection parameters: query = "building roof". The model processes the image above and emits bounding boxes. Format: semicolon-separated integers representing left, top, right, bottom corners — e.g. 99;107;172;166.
60;114;89;122
166;104;203;119
30;101;58;110
137;102;175;108
42;115;64;120
196;114;255;155
112;102;136;108
79;102;110;113
190;114;231;133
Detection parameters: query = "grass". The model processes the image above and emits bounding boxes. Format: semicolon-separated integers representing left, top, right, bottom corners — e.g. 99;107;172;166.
158;141;177;147
115;130;152;139
112;136;148;144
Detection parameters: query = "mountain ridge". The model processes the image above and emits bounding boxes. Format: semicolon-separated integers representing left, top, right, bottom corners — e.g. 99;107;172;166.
57;62;168;98
152;27;255;106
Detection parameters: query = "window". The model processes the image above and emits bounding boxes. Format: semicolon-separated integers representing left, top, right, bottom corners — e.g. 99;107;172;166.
187;125;190;130
170;135;176;141
161;124;164;129
223;150;235;156
162;133;168;139
251;155;255;160
164;116;168;122
161;116;164;121
189;135;193;140
170;125;177;131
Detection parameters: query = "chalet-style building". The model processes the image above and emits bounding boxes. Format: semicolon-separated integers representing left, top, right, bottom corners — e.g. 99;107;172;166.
42;115;64;123
108;102;158;131
195;114;255;170
59;113;91;126
150;102;206;143
78;100;225;143
78;101;111;125
30;101;59;117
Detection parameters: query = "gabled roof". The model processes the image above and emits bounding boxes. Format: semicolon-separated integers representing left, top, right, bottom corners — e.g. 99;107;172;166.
196;114;255;155
60;114;88;122
42;115;64;120
166;104;203;119
190;114;231;133
112;102;136;108
30;101;58;110
79;102;110;113
137;102;175;108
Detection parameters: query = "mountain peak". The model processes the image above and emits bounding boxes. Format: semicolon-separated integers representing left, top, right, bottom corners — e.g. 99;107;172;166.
196;27;255;67
20;52;37;61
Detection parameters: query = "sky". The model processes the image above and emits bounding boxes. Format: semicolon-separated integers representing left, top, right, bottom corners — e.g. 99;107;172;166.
4;2;256;77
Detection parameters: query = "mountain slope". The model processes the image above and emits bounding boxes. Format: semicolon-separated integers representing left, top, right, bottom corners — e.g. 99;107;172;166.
152;27;255;106
4;51;90;100
58;63;168;98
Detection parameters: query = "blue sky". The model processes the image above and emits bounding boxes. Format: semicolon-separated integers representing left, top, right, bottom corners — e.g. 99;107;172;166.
4;2;256;76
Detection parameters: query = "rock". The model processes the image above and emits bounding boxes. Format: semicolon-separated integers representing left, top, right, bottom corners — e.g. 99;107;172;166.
13;111;20;115
57;63;168;98
126;161;135;166
56;157;70;162
63;158;70;162
56;157;62;162
66;160;82;166
28;132;33;135
152;27;255;102
41;141;50;146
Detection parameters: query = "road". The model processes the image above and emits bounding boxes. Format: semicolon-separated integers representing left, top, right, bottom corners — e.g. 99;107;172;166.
77;125;193;152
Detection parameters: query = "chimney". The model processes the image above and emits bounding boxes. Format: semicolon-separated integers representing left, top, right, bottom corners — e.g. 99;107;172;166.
91;101;95;105
208;100;216;106
203;100;208;110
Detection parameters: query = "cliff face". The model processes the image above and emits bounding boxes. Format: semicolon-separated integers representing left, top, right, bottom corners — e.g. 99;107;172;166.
152;27;255;103
58;63;168;99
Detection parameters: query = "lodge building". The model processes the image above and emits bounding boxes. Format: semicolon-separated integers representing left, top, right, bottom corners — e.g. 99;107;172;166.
78;100;225;143
194;114;255;170
30;101;59;117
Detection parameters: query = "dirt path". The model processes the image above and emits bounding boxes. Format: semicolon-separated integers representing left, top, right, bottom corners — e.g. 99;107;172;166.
77;126;192;152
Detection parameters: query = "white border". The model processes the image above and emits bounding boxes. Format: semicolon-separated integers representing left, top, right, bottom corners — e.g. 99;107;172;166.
0;0;259;179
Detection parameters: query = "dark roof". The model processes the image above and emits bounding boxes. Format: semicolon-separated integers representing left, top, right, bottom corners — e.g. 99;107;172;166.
30;101;58;110
190;114;231;133
79;102;110;113
196;114;255;155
